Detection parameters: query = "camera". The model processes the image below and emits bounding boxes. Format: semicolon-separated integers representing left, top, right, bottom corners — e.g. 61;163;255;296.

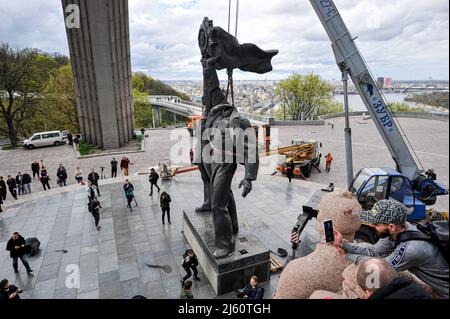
302;205;318;218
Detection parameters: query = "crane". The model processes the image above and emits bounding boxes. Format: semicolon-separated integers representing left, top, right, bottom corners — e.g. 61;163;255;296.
309;0;448;220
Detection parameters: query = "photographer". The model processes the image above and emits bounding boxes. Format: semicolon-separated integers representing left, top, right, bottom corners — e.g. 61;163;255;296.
181;249;200;285
149;168;160;196
57;164;68;187
238;276;264;299
88;169;101;197
0;279;22;300
111;158;118;178
89;197;102;231
332;200;449;299
123;180;135;212
6;232;33;274
160;192;171;224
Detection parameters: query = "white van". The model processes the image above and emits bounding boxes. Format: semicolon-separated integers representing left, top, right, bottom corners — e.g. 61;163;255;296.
23;131;66;149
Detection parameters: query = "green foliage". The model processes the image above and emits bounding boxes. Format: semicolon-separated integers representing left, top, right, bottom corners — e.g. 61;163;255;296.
78;140;95;155
387;102;426;113
132;73;189;127
1;145;20;150
405;92;449;109
1;43;42;145
133;89;153;128
317;101;345;116
1;42;189;144
24;64;79;136
0;43;76;145
132;72;189;100
274;73;334;120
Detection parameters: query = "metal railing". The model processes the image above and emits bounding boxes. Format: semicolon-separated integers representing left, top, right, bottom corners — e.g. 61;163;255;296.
148;95;270;123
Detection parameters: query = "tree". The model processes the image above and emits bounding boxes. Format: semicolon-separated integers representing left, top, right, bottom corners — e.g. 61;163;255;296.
274;73;334;120
132;72;189;100
133;89;153;128
317;101;345;117
132;72;190;128
405;92;449;110
387;102;426;113
0;43;49;146
31;64;79;134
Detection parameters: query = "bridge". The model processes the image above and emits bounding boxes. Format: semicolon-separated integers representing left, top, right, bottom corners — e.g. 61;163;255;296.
399;87;449;93
147;95;270;127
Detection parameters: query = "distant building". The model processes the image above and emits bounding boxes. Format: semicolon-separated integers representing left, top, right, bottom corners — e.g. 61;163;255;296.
377;77;385;89
384;77;393;89
194;96;203;104
377;77;393;89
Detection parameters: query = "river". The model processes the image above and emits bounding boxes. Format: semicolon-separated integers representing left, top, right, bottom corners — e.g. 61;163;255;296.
333;92;415;112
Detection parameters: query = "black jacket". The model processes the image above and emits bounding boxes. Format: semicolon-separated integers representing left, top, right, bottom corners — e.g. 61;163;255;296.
123;183;134;195
31;162;40;172
57;168;68;179
6;235;26;258
149;171;159;184
40;170;49;181
6;179;16;190
0;180;7;194
182;251;199;268
369;277;432;299
0;285;21;301
88;172;100;183
15;175;24;185
243;285;264;299
160;194;171;210
91;200;101;213
22;173;32;184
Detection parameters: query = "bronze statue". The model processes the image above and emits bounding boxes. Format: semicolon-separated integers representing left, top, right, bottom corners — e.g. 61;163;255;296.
194;18;278;258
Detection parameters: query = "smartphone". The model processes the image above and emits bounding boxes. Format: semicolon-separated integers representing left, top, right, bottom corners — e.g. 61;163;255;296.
323;219;334;243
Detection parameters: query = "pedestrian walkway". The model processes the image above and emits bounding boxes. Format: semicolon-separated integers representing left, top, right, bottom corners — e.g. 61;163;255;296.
0;174;324;299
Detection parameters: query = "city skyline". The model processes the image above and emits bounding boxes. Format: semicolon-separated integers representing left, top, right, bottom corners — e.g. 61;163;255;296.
0;0;449;81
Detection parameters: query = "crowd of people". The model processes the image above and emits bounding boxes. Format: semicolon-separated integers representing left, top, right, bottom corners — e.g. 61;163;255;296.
0;157;134;214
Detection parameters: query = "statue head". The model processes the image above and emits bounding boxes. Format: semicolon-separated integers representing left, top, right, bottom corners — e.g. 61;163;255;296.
316;191;362;242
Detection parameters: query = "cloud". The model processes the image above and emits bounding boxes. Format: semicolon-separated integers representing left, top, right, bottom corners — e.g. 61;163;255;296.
0;0;448;81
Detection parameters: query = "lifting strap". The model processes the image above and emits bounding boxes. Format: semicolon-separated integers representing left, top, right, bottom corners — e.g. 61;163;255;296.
225;0;239;107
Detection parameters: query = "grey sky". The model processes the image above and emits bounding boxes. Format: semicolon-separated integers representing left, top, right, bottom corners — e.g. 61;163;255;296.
0;0;448;81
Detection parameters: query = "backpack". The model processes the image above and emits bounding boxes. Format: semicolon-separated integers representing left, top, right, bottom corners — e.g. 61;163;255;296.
396;221;449;263
24;237;41;256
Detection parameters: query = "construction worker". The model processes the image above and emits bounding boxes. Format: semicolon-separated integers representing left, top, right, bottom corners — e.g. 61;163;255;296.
325;153;333;173
286;161;295;183
189;148;194;166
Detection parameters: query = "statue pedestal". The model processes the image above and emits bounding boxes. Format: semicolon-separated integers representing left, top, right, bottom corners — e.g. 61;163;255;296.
182;210;270;296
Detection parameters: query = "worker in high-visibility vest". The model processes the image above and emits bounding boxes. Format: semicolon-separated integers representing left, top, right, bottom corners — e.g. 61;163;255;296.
325;153;333;173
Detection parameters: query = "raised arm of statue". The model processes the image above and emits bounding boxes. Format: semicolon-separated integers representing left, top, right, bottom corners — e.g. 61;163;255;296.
201;57;226;109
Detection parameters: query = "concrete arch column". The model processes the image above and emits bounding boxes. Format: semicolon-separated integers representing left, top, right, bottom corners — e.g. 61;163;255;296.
152;106;161;128
62;0;135;149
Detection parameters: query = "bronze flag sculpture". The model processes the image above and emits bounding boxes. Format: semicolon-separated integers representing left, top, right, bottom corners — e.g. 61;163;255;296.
194;18;278;258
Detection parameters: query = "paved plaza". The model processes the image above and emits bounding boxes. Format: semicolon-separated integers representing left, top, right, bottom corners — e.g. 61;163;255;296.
0;174;323;299
1;116;448;211
0;115;448;299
